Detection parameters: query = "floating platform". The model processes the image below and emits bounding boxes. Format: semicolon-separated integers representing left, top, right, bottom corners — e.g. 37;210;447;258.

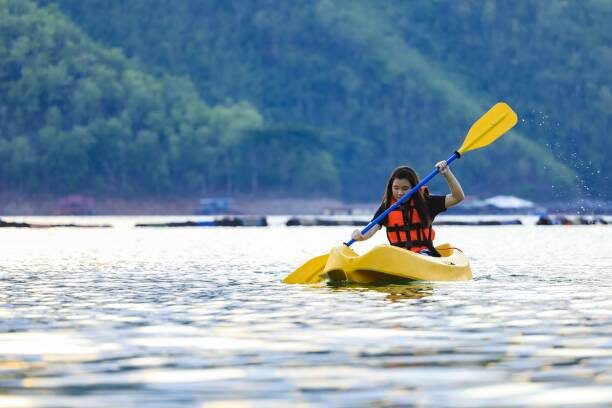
0;219;111;228
433;219;522;226
286;217;523;227
286;217;368;227
135;216;267;227
536;216;608;225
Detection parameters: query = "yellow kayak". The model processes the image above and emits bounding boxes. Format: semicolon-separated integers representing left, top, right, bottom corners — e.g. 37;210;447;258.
321;243;472;283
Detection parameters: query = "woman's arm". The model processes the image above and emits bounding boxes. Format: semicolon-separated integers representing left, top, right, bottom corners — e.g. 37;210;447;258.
351;224;381;241
436;161;465;208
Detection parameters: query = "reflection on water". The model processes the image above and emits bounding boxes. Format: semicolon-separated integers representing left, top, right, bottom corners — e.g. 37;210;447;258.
327;282;435;302
0;220;611;406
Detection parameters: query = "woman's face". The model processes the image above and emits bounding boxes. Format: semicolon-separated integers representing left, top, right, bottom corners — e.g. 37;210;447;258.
391;178;412;200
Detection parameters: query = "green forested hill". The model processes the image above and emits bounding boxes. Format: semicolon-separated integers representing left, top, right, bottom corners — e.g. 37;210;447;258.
2;0;610;202
0;0;338;197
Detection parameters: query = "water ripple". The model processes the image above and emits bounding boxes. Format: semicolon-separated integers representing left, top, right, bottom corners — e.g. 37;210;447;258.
1;223;611;406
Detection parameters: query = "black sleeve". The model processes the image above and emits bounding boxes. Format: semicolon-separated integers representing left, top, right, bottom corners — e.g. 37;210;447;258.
371;203;386;226
427;195;447;219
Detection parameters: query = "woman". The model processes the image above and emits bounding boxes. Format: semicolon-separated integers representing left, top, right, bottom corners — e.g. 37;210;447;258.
351;161;464;256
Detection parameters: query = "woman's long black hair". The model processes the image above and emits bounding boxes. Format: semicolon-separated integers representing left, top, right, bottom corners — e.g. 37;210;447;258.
382;166;432;227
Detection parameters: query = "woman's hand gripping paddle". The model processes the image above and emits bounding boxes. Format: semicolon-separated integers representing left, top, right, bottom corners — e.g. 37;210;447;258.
283;102;518;284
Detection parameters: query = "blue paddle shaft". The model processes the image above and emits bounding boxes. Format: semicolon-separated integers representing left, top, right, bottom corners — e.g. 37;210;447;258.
345;152;460;247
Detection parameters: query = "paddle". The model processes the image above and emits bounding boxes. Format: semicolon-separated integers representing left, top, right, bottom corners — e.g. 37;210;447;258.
283;102;518;284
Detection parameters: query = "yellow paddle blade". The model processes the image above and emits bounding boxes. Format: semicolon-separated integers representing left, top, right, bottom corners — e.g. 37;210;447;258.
282;253;329;284
457;102;518;156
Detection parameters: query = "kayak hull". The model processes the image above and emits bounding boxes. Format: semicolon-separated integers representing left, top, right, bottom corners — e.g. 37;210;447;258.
322;243;472;283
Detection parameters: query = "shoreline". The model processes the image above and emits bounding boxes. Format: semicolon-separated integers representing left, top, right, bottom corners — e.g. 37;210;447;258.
1;196;611;216
0;196;371;216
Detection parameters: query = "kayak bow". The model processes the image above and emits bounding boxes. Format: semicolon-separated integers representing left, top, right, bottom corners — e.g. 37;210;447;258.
322;243;471;284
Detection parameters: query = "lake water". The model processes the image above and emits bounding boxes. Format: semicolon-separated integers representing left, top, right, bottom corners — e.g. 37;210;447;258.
1;216;611;407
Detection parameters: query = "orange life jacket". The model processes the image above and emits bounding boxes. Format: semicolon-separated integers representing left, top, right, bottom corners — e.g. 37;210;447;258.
385;187;436;254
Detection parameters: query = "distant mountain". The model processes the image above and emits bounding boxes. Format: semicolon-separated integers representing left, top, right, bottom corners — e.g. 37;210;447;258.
2;0;609;202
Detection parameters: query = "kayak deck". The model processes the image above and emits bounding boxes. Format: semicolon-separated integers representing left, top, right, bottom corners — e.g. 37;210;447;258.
321;243;472;283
